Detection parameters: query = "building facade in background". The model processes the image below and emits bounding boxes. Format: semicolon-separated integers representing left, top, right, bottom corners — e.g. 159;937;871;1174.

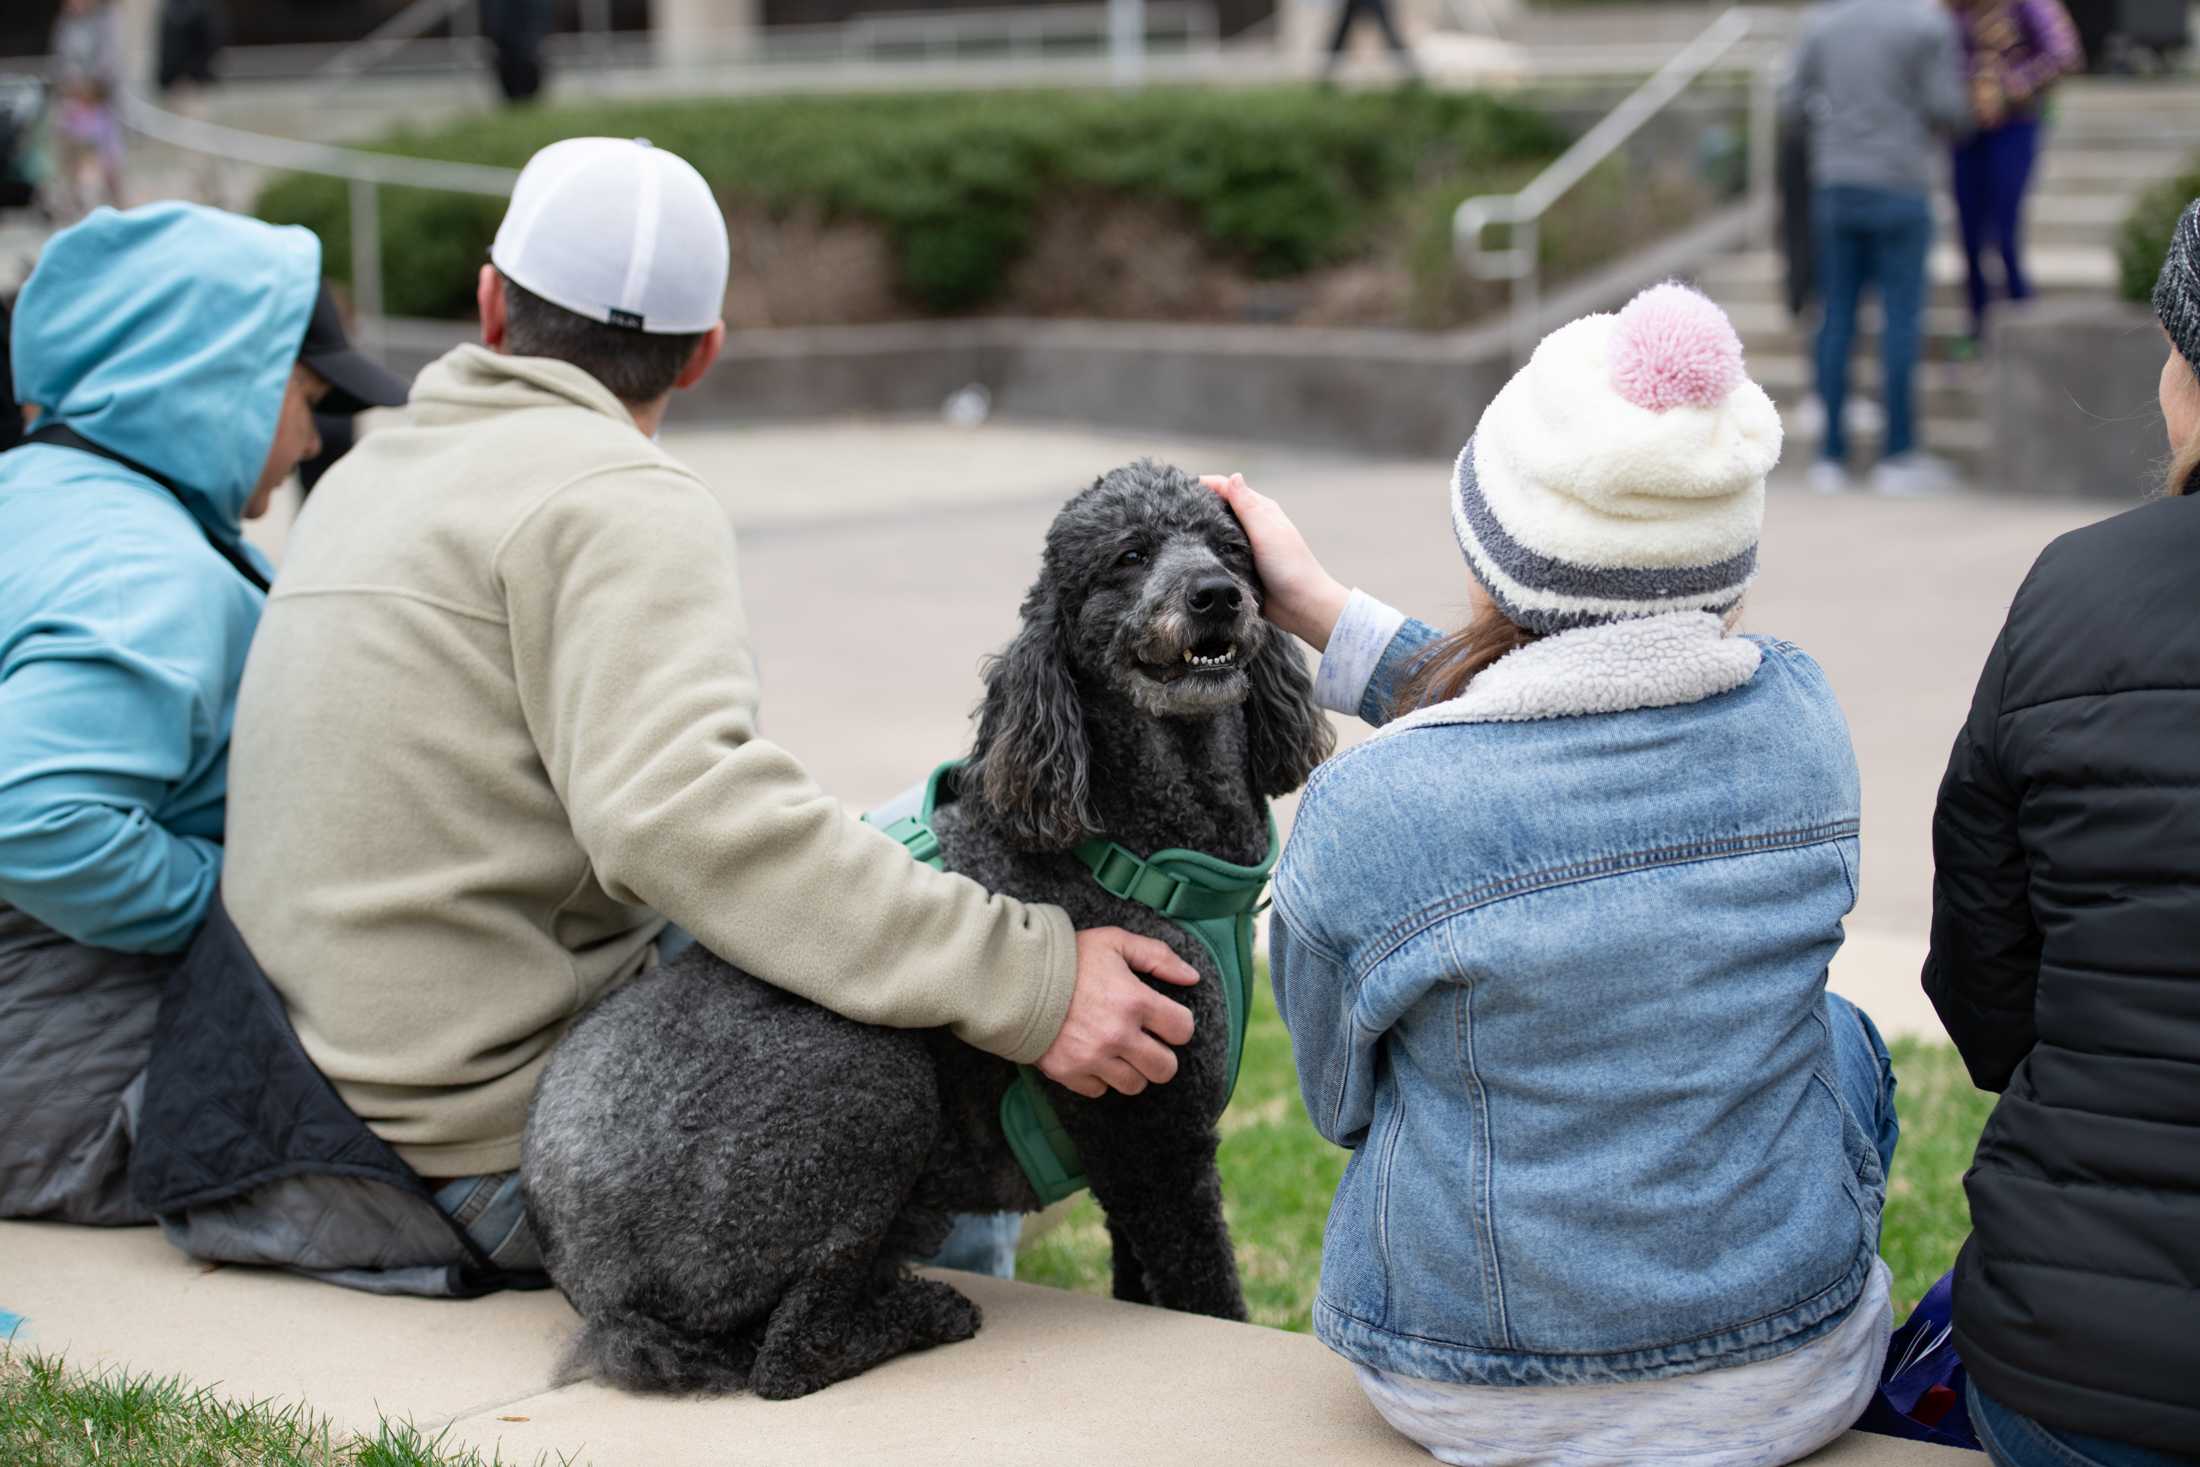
1;0;1276;60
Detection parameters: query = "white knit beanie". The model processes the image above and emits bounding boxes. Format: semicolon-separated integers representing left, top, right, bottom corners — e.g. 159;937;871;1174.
1454;282;1782;635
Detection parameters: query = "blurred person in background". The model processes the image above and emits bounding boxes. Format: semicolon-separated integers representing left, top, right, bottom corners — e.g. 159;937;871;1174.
1323;0;1417;81
49;0;126;219
483;0;553;105
1947;0;2083;351
157;0;223;93
1783;0;1971;497
158;0;230;206
1920;200;2200;1467
0;204;405;1228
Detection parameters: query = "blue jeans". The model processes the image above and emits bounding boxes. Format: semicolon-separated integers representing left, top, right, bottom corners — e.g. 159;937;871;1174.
1814;185;1933;464
1971;1382;2199;1467
1952;120;2041;337
928;1210;1023;1278
434;1172;542;1270
1824;990;1900;1204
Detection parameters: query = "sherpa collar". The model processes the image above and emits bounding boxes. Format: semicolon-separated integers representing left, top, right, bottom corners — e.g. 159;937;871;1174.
1375;610;1762;737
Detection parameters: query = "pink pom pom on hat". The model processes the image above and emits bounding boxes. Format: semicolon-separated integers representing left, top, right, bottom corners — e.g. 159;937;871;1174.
1605;281;1745;412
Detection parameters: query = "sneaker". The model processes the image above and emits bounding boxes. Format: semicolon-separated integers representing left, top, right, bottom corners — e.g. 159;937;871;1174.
1807;460;1855;495
1869;452;1964;498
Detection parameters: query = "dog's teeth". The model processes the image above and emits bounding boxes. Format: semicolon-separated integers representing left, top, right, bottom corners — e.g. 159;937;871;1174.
1183;649;1193;663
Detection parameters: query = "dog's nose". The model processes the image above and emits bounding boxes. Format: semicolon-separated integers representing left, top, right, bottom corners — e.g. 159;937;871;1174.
1187;576;1243;620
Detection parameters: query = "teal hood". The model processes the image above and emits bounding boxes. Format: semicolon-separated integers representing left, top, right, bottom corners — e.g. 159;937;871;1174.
9;203;321;542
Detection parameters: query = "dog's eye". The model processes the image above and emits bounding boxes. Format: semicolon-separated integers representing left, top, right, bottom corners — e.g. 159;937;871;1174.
1117;548;1146;568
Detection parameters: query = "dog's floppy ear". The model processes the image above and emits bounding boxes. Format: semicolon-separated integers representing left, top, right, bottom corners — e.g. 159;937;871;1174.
970;586;1096;849
1244;628;1334;799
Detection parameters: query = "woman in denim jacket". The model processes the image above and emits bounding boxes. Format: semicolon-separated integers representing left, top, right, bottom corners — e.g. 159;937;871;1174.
1215;284;1902;1465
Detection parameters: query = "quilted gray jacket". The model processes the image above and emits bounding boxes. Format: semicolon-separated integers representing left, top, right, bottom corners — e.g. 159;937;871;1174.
0;904;165;1225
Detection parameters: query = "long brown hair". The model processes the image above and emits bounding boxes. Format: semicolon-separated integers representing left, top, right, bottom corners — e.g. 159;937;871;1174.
1391;602;1541;714
2169;437;2200;497
2168;414;2200;497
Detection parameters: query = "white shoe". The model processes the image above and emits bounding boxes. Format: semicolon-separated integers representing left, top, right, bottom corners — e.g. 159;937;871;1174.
1807;460;1855;496
1869;452;1964;498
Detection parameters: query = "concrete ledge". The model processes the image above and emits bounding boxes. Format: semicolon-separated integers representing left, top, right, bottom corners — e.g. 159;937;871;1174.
1987;299;2173;500
2;1222;1975;1465
380;315;1512;460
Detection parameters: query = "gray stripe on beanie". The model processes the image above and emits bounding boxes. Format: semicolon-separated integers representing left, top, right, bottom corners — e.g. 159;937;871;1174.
1453;440;1756;635
2154;200;2200;375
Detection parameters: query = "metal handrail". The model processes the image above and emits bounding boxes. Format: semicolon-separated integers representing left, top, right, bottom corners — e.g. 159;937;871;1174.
317;0;480;80
1454;6;1779;362
121;92;518;349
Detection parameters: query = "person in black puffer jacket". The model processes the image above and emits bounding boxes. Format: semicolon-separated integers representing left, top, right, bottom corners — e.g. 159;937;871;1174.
1924;200;2200;1467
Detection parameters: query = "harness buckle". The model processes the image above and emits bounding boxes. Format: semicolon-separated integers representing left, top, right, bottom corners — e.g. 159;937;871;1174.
878;815;943;870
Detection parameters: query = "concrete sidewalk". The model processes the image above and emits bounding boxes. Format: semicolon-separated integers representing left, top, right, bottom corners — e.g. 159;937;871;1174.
0;1222;1974;1466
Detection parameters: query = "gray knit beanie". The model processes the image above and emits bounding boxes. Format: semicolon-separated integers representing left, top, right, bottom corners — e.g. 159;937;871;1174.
2153;200;2200;374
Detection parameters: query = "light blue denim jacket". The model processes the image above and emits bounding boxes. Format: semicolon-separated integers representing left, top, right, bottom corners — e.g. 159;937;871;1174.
1272;596;1880;1387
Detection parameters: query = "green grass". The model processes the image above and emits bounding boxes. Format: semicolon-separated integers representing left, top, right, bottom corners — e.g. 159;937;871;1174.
1020;978;1996;1326
0;1349;577;1467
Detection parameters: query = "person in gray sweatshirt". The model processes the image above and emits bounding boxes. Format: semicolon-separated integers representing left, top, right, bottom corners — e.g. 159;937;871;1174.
1783;0;1971;495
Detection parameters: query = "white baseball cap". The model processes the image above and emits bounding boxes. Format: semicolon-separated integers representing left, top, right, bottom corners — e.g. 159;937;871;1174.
490;137;730;336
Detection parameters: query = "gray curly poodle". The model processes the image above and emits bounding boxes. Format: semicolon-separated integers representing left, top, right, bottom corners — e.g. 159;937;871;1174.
520;461;1334;1400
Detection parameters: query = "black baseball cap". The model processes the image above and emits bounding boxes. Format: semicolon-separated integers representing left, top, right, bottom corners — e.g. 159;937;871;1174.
297;282;410;415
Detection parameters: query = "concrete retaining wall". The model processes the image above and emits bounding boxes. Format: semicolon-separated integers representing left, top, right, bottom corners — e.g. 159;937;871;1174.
381;316;1516;459
1988;299;2175;501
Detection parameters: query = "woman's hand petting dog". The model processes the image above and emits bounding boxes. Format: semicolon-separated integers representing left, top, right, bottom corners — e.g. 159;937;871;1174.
1202;473;1352;653
1041;928;1200;1098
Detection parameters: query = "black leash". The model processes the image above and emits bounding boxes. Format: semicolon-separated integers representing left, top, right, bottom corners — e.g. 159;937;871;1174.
26;423;271;592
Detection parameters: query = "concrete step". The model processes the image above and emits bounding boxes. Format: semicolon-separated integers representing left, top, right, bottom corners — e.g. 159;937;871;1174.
1776;392;1990;466
2054;78;2200;111
2037;146;2193;191
1693;246;2119;310
1935;194;2137;250
1905;191;2139;250
1753;351;1986;419
1726;299;1977;349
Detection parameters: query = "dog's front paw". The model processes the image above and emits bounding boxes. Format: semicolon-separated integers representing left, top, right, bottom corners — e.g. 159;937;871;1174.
905;1276;983;1347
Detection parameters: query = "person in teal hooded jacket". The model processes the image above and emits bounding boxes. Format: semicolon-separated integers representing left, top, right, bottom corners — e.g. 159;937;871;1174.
0;203;404;1225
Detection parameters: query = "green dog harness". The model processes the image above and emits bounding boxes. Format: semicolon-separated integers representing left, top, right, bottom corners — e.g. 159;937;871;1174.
866;760;1278;1206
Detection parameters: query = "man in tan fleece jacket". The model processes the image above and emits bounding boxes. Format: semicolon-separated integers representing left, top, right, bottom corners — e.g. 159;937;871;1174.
200;139;1196;1285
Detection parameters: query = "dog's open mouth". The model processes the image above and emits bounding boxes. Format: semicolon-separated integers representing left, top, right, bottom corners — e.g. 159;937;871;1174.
1140;634;1242;682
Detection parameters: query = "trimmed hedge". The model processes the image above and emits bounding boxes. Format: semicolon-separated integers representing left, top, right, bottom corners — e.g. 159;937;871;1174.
2120;162;2199;304
257;86;1565;319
